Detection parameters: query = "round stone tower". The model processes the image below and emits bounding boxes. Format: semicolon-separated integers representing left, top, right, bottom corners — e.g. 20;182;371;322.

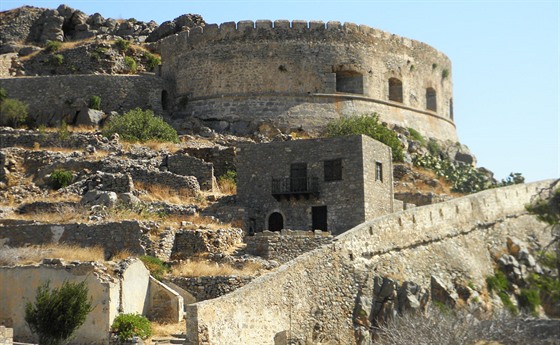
160;20;457;141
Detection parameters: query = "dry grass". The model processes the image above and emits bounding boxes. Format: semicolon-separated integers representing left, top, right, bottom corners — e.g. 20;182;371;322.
179;213;231;230
9;203;87;223
143;141;182;153
217;178;236;195
150;320;185;338
135;181;201;205
109;249;134;261
170;259;262;277
0;244;105;266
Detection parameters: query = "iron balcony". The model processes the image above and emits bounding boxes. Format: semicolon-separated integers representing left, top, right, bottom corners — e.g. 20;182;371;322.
271;177;319;200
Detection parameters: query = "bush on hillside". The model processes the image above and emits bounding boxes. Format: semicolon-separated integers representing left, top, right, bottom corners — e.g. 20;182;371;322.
102;108;179;143
0;98;28;128
123;56;137;73
111;313;152;341
139;255;170;280
25;280;93;345
49;169;73;189
326;114;404;161
89;95;102;110
45;40;62;53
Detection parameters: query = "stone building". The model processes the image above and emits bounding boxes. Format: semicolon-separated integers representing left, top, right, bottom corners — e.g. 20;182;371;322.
237;135;394;235
160;20;457;141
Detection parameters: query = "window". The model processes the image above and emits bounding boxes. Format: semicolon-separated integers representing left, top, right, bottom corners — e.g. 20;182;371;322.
335;71;364;94
426;88;437;111
324;159;342;181
375;162;383;182
388;78;403;103
449;98;454;120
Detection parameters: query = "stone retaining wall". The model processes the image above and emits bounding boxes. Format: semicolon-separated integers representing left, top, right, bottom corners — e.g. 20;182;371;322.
245;230;333;264
167;153;215;191
0;221;150;258
0;74;163;125
170;276;254;301
0;326;12;345
184;180;555;344
171;228;244;259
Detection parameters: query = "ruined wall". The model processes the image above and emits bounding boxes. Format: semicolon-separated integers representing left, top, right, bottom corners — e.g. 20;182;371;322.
244;230;333;264
0;261;120;345
167;153;216;191
171;228;244;259
185;180;554;345
0;221;149;258
0;74;163;125
147;277;184;322
0;326;13;345
161;21;456;141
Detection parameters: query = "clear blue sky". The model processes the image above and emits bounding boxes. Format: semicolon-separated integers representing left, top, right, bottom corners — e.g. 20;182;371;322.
2;0;559;182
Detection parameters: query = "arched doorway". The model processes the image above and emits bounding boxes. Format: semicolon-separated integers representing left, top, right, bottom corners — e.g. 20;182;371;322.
268;212;284;232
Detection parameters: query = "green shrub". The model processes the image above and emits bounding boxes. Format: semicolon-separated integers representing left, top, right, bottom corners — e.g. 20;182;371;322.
426;138;442;157
486;270;510;293
58;121;70;141
139;255;169;280
51;54;64;66
50;169;73;189
442;69;450;79
0;87;7;104
326;113;404;161
144;52;161;71
115;38;131;53
218;170;237;194
111;313;152;342
0;98;28;127
498;172;525;186
498;291;518;315
518;288;540;315
45;40;62;53
407;127;426;146
413;153;493;193
102;108;179;143
89;95;101;110
25;280;93;345
124;56;137;73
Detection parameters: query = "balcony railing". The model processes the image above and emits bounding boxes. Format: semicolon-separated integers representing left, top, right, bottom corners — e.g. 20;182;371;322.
271;177;319;200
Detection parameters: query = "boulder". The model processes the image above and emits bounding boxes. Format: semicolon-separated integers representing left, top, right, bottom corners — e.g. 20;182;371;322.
81;190;118;207
430;275;458;307
507;237;524;257
75;108;105;127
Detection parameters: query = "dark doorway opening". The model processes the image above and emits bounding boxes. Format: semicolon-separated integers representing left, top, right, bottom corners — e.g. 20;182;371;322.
312;206;328;231
268;212;284;231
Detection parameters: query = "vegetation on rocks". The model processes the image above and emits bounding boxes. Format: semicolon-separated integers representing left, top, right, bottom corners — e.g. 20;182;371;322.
89;95;101;110
49;169;73;190
326;113;404;161
25;280;93;345
139;255;170;280
102;108;179;143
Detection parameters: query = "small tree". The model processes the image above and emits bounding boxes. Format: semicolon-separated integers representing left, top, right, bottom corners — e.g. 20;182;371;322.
25;280;93;345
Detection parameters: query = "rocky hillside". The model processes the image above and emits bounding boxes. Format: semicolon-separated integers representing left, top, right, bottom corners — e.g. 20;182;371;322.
0;4;204;76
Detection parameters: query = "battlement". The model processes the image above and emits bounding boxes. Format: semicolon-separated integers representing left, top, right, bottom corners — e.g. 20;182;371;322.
161;20;447;59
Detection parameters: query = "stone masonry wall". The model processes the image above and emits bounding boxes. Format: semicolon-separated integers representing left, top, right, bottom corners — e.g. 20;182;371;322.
184;180;554;345
183;146;236;179
161;21;456;141
0;220;149;258
244;230;333;264
167;153;216;191
170;276;254;302
171;228;244;259
0;74;163;125
0;326;13;345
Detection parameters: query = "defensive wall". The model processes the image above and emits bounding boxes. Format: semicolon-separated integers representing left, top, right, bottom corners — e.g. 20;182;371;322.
184;180;554;344
0;74;163;125
160;20;457;141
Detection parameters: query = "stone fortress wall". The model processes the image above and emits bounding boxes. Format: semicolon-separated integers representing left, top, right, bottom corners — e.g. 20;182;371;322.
0;74;162;125
184;180;553;344
160;20;457;141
